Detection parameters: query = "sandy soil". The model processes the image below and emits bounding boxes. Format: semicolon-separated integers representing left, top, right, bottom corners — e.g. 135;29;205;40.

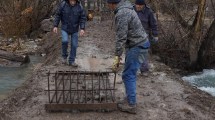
0;20;215;120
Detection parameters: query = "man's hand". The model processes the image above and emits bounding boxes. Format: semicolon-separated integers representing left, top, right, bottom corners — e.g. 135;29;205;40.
154;37;158;42
80;30;85;36
53;27;58;34
112;56;120;72
151;36;158;44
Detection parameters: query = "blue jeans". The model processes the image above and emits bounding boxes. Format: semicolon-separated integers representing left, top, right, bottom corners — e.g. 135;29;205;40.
140;39;152;72
122;45;144;105
140;49;149;72
61;30;78;64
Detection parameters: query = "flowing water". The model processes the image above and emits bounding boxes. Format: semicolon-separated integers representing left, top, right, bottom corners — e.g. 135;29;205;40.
182;69;215;96
0;55;43;101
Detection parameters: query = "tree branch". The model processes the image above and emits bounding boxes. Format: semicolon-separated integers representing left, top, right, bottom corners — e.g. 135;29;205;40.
161;0;191;30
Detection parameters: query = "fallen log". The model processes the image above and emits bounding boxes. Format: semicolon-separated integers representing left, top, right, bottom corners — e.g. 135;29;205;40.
0;50;30;63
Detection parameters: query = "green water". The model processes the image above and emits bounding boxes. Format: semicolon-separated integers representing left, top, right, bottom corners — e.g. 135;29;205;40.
0;55;43;101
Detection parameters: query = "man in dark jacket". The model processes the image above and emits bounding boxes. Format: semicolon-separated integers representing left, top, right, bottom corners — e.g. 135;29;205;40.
134;0;158;73
107;0;148;114
53;0;86;67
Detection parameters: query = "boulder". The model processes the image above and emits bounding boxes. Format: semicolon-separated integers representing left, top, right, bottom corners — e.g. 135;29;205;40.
40;18;54;32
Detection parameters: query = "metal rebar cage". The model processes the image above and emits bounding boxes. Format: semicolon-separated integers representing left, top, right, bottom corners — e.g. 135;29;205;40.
45;70;117;111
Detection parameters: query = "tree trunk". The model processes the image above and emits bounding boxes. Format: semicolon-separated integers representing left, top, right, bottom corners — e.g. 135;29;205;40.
158;0;206;69
0;50;30;63
188;0;206;68
198;19;215;68
87;0;91;9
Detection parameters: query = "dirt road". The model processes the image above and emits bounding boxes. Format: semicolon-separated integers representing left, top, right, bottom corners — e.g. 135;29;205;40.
0;20;215;120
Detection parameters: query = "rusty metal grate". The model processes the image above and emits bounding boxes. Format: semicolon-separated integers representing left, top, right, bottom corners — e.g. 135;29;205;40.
45;71;117;111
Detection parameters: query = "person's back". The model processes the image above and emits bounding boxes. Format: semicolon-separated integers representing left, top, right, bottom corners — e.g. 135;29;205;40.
114;0;148;56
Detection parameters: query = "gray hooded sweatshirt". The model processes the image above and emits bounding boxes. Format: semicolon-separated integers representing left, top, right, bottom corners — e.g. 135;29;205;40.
114;0;148;56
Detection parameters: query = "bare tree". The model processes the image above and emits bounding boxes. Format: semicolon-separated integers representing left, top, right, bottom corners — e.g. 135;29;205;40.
0;0;56;44
154;0;214;69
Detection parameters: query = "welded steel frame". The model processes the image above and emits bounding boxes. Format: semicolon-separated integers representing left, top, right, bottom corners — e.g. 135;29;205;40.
45;70;117;111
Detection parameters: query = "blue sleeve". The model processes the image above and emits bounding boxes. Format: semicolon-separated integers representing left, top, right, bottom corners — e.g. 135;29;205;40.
53;2;63;27
148;10;158;36
79;8;87;30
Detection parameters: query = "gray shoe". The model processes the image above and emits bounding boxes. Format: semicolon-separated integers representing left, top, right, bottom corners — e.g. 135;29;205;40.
118;101;137;114
61;58;67;64
118;97;127;104
69;62;78;67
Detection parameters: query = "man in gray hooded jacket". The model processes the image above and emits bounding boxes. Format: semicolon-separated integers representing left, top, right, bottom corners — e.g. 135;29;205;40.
107;0;148;114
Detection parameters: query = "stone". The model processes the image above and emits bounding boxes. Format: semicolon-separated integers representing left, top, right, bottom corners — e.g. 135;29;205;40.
116;80;123;84
41;53;46;57
182;94;190;99
92;55;96;58
40;18;54;32
103;55;110;59
143;93;150;96
94;93;105;101
158;103;166;108
21;97;27;101
141;72;149;77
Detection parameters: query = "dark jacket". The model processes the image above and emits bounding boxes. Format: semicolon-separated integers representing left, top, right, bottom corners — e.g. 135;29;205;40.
114;0;148;56
134;5;158;37
54;0;86;34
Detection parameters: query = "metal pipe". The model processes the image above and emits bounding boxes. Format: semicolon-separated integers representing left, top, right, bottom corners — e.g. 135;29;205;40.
98;71;101;103
62;72;65;103
55;72;58;103
84;71;87;103
91;73;94;103
47;71;50;103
